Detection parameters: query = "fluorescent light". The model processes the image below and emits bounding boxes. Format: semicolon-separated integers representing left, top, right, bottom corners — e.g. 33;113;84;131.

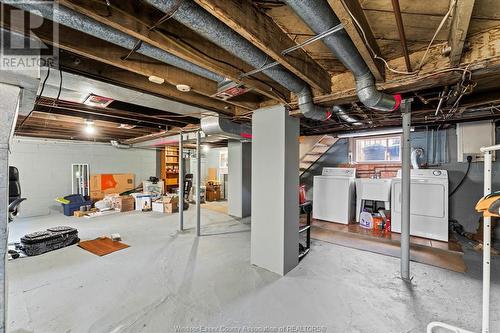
336;127;414;138
148;75;165;84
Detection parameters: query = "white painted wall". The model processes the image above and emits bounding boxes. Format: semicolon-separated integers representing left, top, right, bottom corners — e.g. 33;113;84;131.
9;137;157;217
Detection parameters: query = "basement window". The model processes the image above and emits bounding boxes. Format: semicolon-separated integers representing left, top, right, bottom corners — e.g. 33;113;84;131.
354;135;402;163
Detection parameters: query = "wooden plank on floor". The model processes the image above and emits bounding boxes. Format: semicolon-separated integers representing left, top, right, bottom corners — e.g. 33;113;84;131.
311;225;466;273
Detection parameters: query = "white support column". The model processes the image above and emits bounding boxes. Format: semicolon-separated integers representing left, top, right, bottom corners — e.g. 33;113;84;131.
0;84;22;333
228;140;251;218
251;105;299;276
178;132;184;231
196;130;201;236
400;99;412;281
482;151;492;333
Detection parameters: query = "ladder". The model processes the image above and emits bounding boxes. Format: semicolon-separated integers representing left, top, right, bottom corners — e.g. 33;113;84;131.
300;135;338;177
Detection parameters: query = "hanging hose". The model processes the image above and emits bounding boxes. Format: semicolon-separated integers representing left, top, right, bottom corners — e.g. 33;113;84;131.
449;155;473;197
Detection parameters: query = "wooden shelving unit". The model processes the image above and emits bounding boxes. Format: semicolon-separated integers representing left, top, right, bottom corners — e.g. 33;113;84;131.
161;146;179;193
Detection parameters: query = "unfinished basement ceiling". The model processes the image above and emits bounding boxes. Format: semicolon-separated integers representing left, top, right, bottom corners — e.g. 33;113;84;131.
3;0;500;141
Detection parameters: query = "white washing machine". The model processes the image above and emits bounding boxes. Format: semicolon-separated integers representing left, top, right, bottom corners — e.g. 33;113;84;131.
313;167;356;224
391;169;449;241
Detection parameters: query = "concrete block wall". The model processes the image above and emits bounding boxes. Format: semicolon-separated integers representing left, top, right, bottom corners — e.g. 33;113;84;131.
9;137;158;217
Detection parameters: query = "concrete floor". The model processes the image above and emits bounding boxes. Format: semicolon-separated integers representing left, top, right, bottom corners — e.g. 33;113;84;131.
6;209;500;333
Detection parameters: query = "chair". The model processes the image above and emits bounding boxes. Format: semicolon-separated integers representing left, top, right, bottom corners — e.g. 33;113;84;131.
8;166;26;222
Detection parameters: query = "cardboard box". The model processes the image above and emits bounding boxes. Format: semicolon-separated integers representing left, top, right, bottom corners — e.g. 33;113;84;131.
152;195;179;213
90;174;135;200
152;201;165;213
131;193;152;211
112;195;135;212
163;195;179;204
74;211;86;217
165;202;178;214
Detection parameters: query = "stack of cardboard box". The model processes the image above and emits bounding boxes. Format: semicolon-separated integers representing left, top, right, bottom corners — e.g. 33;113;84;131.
205;181;221;201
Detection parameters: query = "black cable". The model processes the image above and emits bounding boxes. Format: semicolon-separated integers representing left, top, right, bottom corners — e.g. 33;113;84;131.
17;66;51;131
55;68;63;102
449;155;473;197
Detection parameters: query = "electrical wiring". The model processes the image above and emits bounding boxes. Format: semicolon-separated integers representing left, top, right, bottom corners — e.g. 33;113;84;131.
44;68;64;128
341;0;457;75
16;66;52;131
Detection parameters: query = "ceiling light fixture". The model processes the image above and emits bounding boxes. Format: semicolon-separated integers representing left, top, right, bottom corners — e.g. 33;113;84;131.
336;127;415;139
148;75;165;84
84;120;96;135
176;84;191;92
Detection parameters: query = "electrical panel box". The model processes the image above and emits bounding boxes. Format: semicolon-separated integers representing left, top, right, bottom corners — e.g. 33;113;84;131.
456;120;496;162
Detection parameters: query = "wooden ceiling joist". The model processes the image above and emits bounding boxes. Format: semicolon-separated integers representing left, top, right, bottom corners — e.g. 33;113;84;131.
448;0;475;66
59;0;290;103
194;0;332;93
327;0;385;81
57;53;238;116
309;24;500;107
0;5;257;113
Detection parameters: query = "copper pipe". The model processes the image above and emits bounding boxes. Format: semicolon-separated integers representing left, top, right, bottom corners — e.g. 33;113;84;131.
391;0;412;72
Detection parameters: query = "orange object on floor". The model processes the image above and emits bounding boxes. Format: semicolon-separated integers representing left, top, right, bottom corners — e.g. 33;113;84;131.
78;237;130;256
299;185;306;204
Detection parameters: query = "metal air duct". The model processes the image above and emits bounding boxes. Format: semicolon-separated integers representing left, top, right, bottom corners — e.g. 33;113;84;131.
144;0;332;121
5;1;224;83
332;105;363;126
201;115;252;140
284;0;400;111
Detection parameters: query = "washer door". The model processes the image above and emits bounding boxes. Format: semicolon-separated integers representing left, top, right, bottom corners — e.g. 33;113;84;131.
313;177;351;224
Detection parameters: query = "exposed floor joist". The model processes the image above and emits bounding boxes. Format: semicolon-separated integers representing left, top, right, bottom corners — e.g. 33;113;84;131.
327;0;385;81
0;4;258;114
59;0;291;103
194;0;332;93
448;0;475;66
311;24;500;106
58;51;238;116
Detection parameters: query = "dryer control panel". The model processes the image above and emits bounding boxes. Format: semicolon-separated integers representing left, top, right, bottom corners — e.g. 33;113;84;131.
396;169;448;179
322;167;356;178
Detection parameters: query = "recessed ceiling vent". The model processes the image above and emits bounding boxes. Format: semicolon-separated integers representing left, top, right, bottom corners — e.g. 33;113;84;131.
213;80;250;100
83;94;114;108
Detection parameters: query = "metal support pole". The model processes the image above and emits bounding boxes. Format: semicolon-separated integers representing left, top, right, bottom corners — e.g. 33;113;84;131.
482;151;492;333
400;98;412;281
178;131;184;231
196;130;201;236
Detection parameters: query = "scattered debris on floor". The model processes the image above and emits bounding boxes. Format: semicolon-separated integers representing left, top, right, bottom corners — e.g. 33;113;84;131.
110;233;122;241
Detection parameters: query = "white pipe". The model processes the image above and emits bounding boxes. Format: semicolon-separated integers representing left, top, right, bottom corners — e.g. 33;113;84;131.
196;130;201;237
482;151;492;333
480;144;500;152
179;132;184;231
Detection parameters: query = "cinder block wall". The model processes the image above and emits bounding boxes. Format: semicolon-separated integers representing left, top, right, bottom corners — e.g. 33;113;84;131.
9;137;158;217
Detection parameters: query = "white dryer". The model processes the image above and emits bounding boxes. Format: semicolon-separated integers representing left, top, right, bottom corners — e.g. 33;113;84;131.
313;167;356;224
391;169;449;241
